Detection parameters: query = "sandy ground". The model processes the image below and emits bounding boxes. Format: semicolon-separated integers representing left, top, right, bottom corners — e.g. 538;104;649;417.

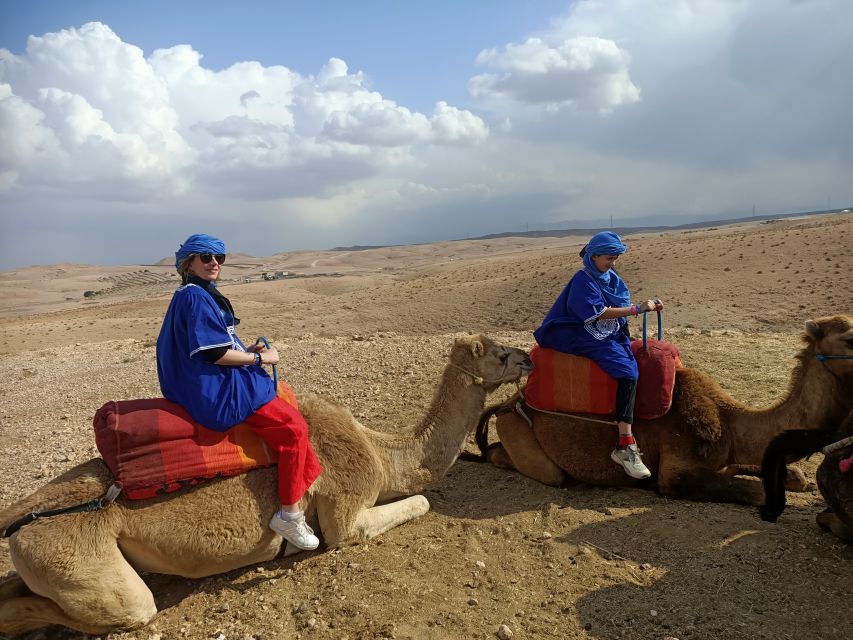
0;212;851;640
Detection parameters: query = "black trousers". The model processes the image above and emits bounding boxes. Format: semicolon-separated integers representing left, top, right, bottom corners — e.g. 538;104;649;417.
615;377;638;424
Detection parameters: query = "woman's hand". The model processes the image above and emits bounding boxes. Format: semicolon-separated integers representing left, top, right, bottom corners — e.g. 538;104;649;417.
258;346;280;365
639;298;664;313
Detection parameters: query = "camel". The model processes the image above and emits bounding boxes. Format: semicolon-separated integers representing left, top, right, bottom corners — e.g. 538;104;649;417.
761;412;853;543
474;315;853;505
0;335;532;636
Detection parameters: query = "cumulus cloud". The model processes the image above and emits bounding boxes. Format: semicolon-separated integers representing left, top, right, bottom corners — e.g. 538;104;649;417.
470;36;639;113
0;23;489;201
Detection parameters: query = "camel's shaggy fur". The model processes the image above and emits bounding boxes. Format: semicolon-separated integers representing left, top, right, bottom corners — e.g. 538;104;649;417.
0;335;532;636
479;315;853;505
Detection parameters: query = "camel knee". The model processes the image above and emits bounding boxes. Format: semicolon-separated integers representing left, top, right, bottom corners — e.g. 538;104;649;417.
486;444;515;470
0;592;154;636
0;573;30;600
815;509;853;542
784;466;815;492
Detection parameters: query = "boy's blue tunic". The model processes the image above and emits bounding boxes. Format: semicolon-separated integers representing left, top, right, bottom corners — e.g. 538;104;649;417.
533;270;638;379
157;283;275;431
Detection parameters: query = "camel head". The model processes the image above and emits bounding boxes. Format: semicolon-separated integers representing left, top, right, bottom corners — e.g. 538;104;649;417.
448;335;532;391
804;315;853;371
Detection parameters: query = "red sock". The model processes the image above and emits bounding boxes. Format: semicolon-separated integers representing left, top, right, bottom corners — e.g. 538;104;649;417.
618;434;635;449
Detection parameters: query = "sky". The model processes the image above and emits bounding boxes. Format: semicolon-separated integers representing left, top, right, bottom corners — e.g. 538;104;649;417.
1;0;851;270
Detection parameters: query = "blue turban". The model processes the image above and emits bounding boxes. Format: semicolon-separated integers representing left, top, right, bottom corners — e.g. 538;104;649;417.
581;231;631;308
175;234;226;270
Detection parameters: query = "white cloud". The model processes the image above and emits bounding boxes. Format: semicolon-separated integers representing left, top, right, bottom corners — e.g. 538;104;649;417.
0;23;488;202
470;36;639;113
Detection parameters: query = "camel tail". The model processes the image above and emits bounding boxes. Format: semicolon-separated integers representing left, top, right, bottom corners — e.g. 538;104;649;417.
760;429;837;523
459;403;511;462
0;459;112;535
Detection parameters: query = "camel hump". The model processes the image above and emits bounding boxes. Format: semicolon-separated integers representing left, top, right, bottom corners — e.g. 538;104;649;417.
0;459;113;534
671;367;726;449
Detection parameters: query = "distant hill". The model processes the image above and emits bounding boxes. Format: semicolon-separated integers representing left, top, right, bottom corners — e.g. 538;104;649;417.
465;207;852;242
330;245;391;252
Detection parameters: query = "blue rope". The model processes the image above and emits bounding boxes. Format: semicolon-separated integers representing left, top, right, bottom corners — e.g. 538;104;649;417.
254;336;278;388
816;354;853;362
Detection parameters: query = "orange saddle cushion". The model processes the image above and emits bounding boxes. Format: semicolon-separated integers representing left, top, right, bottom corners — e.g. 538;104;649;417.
525;342;682;420
525;346;618;415
94;381;297;500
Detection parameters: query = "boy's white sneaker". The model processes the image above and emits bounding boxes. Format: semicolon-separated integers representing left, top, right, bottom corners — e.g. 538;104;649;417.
611;444;652;479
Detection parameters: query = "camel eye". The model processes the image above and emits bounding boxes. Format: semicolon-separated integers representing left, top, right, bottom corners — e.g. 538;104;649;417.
499;351;509;363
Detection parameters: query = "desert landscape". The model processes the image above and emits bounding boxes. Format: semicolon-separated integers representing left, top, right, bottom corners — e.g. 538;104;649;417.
1;212;851;640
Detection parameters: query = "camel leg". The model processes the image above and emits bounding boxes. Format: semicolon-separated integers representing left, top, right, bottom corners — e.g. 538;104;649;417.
816;509;853;543
722;464;815;492
316;494;430;548
4;522;157;635
0;572;30;600
658;464;765;505
494;413;565;486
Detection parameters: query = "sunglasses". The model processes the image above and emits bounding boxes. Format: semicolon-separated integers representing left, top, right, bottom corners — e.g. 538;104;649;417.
198;253;226;265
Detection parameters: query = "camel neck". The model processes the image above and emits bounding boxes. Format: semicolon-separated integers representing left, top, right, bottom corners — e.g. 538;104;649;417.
372;365;487;496
733;355;851;462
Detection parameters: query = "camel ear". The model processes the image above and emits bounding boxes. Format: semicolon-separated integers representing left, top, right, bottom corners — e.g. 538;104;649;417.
470;339;485;359
804;319;823;342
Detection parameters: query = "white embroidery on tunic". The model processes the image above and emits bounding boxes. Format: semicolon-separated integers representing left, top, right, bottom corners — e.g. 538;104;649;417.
584;317;620;341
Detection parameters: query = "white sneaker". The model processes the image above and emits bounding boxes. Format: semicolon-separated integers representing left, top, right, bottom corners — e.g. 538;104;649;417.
611;444;652;479
269;512;320;550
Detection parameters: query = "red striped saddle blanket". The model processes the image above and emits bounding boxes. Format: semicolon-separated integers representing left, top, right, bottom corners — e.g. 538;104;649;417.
93;382;297;500
525;340;683;420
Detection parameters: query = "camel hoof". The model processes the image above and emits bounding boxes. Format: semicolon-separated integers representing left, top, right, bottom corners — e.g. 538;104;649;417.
759;506;781;523
815;508;836;532
486;445;514;470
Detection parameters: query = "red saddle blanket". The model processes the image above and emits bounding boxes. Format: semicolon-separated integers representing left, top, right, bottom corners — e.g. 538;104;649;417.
93;382;297;500
525;340;683;420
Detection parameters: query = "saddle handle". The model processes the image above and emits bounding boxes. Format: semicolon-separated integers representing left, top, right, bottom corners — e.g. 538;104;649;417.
254;336;279;388
641;306;663;351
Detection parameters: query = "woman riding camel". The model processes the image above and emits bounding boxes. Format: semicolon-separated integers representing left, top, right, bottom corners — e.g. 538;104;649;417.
533;231;663;479
157;233;322;550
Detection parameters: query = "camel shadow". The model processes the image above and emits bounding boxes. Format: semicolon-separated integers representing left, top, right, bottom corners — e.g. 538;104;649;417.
428;459;660;520
560;507;852;639
430;461;852;639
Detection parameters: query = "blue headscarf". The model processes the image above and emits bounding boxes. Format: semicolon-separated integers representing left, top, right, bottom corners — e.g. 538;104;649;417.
581;231;631;308
175;234;226;270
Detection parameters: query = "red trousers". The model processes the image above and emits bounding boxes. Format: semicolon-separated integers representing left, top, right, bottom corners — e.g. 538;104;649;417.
243;396;322;505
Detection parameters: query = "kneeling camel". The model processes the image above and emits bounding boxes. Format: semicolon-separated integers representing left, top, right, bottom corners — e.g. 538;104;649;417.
0;335;531;636
475;315;853;505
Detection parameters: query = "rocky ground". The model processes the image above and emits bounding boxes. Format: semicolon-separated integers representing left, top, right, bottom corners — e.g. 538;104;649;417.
1;212;851;640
